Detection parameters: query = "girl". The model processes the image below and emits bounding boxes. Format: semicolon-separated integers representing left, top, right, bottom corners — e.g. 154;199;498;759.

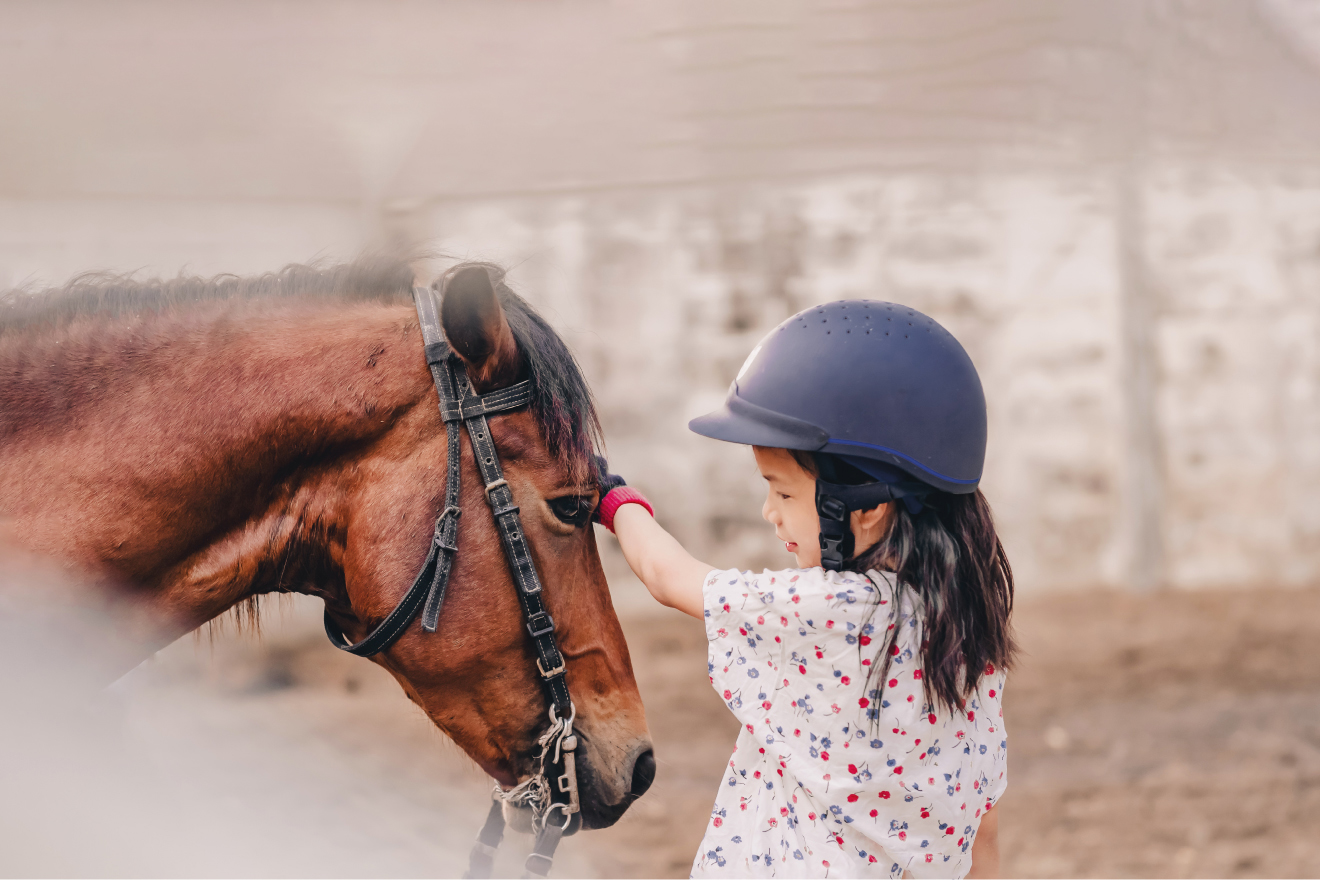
594;300;1016;878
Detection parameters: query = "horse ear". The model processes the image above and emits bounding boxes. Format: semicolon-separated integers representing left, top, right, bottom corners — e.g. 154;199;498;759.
440;265;524;392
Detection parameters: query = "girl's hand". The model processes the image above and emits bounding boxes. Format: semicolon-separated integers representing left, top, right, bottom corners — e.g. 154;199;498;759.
592;456;711;619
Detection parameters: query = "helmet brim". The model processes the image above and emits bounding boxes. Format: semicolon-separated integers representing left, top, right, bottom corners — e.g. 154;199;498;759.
688;390;829;451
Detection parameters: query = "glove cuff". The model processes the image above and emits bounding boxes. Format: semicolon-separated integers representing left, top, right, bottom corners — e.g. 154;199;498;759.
598;487;654;533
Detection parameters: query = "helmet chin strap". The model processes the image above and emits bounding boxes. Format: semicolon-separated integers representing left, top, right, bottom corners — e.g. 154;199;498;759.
814;477;931;572
816;490;855;572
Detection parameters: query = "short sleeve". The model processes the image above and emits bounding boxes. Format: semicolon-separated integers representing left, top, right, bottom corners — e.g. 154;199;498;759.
702;568;793;729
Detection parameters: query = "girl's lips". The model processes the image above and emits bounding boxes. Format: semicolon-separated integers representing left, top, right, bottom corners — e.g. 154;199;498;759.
785;541;798;552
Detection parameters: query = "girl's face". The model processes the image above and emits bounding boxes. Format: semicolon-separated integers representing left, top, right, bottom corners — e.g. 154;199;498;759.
753;446;893;569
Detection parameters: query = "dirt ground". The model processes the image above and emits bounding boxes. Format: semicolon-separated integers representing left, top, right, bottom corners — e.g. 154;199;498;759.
113;585;1320;878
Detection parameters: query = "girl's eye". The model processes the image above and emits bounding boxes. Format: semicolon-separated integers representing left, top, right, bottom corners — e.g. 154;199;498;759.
548;495;594;528
779;494;791;500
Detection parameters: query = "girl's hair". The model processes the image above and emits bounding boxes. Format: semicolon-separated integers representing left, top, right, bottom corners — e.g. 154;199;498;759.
790;450;1017;715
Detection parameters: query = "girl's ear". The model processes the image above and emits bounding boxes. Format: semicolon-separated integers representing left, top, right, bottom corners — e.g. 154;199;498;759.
439;265;525;392
851;502;894;553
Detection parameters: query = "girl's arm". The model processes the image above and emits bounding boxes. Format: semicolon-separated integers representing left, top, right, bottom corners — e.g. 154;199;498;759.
611;504;710;620
967;805;1000;878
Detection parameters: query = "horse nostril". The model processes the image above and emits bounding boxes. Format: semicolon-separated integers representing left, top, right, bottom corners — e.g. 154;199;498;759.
630;749;656;798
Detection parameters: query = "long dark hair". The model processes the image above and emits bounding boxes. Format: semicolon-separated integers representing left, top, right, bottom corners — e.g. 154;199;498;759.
793;450;1017;715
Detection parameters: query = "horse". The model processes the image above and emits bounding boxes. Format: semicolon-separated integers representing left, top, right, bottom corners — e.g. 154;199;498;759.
0;257;654;838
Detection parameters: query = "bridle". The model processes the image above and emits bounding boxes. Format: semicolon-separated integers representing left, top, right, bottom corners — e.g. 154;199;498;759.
323;285;580;879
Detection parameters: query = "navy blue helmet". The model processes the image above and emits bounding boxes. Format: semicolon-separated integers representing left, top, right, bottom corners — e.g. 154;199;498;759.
689;300;987;569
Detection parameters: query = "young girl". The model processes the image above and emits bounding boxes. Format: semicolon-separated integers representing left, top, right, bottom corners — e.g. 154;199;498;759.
594;300;1016;878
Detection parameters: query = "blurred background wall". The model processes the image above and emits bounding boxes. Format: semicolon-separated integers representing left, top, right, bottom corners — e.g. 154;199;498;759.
3;0;1319;595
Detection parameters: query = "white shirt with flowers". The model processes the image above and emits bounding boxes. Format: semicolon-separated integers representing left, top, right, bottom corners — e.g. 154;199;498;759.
691;566;1007;879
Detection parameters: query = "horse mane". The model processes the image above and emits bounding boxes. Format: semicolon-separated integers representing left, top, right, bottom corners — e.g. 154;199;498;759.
1;257;603;485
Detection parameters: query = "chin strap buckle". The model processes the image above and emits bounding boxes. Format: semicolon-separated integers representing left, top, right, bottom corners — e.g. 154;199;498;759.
816;492;853;572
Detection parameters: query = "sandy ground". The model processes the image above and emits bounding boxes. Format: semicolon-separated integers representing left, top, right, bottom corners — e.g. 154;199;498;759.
95;584;1320;878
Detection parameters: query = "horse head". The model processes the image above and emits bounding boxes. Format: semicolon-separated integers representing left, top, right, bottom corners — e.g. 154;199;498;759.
0;259;652;832
322;264;653;828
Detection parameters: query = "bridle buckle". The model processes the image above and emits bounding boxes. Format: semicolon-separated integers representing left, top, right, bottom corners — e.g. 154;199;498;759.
537;657;566;679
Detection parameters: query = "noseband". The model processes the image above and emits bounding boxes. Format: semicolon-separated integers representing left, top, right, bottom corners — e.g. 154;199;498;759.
323;286;579;878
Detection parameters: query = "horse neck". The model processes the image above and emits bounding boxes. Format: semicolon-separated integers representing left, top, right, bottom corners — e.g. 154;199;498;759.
0;299;430;650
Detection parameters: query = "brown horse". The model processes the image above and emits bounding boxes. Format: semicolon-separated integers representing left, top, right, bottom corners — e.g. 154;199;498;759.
0;258;653;830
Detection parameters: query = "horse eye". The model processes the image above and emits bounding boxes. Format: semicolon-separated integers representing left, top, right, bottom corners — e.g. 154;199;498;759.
548;496;594;527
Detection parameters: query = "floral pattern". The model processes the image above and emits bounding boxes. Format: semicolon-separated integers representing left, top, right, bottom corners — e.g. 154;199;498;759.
692;567;1007;879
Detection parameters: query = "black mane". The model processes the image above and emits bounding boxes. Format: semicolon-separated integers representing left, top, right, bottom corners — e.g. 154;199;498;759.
0;258;602;483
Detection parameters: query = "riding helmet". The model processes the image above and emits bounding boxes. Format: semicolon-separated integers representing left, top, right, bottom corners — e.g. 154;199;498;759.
689;300;987;569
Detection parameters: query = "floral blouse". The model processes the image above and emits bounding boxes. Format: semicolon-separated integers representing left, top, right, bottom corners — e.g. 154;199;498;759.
692;567;1007;879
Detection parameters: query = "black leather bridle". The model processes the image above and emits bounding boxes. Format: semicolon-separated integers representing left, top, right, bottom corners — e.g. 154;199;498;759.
323;286;579;878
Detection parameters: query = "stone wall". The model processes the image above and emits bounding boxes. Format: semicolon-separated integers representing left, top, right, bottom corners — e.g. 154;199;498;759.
399;167;1320;593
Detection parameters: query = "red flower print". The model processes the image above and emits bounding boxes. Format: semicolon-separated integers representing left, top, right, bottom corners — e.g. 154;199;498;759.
821;751;830;760
914;670;922;679
780;616;788;626
888;678;898;687
762;701;772;710
928;713;937;724
799;665;807;674
717;628;728;638
988;688;996;697
809;812;816;820
920;809;930;818
723;690;731;699
862;658;871;666
945;827;955;835
893;765;903;774
879;790;891;799
870;809;878;818
848;794;859;803
757;615;764;625
985;662;995;674
898;831;907;840
926;854;934;863
816;651;824;659
956;730;965;739
826;620;835;629
968;711;975;721
848;764;858;773
792;595;800;603
869;855;877;863
859;635;871;646
958;837;964;846
713;817;722;827
722;604;730;612
890;645;900;656
739;627;747;636
794;729;801;737
841;675;851;685
859;697;870;708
